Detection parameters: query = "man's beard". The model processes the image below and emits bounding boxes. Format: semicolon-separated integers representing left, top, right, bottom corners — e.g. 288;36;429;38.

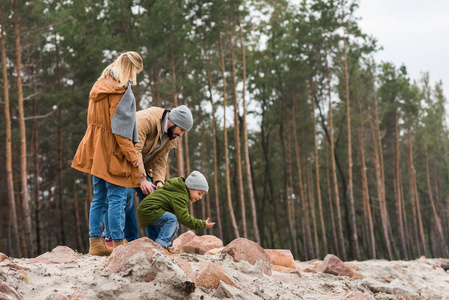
167;125;177;140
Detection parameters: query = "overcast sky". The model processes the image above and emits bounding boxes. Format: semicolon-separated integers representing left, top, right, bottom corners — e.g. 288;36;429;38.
357;0;449;100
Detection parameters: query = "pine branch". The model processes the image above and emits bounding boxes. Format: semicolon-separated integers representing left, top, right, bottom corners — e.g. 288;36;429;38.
23;91;39;101
24;109;56;120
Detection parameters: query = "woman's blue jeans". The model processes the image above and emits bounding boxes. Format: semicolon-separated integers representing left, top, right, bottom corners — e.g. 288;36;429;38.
101;187;139;241
151;212;179;248
89;176;127;241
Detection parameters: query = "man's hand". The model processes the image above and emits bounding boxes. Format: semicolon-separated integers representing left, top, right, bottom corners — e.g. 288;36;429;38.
155;181;164;189
205;217;215;229
131;160;139;167
140;178;156;195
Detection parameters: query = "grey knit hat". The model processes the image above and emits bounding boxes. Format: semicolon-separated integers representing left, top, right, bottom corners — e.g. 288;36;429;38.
185;171;209;193
168;105;193;131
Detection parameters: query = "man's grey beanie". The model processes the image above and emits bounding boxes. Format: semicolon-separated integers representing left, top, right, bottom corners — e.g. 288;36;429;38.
185;171;209;193
168;105;193;131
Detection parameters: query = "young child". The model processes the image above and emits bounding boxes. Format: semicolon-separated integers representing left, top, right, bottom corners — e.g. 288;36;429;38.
136;171;215;249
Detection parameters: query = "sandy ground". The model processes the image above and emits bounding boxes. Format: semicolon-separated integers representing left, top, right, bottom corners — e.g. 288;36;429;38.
1;248;449;300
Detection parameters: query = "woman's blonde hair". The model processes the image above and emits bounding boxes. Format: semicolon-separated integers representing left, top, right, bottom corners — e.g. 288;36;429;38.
100;51;143;86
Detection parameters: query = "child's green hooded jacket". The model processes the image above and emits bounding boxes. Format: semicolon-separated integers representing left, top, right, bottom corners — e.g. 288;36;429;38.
136;177;206;230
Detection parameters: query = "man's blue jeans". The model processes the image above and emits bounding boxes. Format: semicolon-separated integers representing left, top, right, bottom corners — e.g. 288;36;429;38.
102;188;139;241
89;176;127;241
151;212;179;248
134;177;156;238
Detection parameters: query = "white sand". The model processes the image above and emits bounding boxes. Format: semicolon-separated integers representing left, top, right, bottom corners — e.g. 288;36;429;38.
1;249;449;300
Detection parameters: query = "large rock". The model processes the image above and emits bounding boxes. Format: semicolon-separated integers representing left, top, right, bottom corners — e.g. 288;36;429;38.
317;254;353;278
0;279;21;300
105;237;196;287
265;249;296;269
69;290;83;300
182;235;223;255
0;254;10;263
222;238;272;276
196;261;238;289
172;231;197;254
105;237;163;273
28;246;80;264
204;247;224;256
271;265;301;276
170;255;196;283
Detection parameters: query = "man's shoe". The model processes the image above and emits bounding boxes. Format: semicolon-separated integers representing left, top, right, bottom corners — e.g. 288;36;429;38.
113;239;127;249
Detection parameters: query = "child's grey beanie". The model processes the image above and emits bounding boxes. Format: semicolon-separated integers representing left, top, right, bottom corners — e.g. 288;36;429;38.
185;171;209;193
168;105;193;131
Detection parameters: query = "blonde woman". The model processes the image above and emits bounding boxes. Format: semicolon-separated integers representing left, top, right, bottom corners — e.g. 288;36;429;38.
72;51;143;256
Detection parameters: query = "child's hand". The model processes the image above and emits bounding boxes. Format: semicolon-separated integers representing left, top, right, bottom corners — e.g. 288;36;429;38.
205;217;215;229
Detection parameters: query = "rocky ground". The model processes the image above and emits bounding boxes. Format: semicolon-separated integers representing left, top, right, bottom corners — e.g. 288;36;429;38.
1;232;449;300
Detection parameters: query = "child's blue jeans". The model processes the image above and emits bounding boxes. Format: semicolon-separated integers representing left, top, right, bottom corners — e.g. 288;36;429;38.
150;212;179;248
89;176;127;241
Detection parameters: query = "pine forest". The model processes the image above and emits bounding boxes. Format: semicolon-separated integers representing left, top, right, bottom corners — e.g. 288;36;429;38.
1;0;448;262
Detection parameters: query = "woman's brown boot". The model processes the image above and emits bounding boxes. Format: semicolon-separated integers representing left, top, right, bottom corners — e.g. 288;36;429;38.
89;238;113;256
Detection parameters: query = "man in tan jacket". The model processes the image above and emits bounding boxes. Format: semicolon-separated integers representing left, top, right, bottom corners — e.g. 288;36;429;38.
134;105;193;201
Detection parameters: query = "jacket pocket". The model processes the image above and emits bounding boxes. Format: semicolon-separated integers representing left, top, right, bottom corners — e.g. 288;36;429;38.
109;149;130;177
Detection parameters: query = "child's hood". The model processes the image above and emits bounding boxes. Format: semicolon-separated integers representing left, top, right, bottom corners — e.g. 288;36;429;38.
89;77;126;102
162;177;188;195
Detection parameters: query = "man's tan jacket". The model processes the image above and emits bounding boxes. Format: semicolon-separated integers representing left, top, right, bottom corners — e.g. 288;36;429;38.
135;107;178;183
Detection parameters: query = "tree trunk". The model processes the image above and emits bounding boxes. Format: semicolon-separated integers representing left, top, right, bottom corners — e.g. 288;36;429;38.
57;105;66;245
343;40;359;260
367;79;393;260
285;97;299;258
307;162;319;258
153;69;160;107
425;152;448;256
394;112;407;259
310;80;327;256
205;53;223;240
1;9;21;256
326;56;346;260
182;73;192;216
73;182;82;252
238;16;260;243
218;32;239;238
46;179;52;252
399;170;412;258
32;100;41;254
171;52;184;178
407;132;420;256
229;34;247;238
85;174;92;225
355;98;376;258
14;0;35;257
199;110;207;234
291;88;309;260
325;139;340;257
